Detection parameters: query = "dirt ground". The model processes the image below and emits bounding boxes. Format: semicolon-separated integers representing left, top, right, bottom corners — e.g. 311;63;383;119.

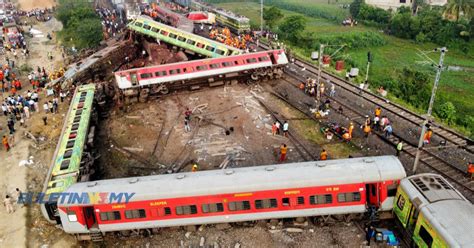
101;84;312;179
16;0;56;11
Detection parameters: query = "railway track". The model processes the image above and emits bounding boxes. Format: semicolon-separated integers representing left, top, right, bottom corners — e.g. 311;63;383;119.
255;96;317;161
280;74;474;201
259;42;473;152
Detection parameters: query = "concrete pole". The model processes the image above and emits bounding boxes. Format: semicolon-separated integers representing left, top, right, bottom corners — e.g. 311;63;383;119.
365;61;370;87
316;44;324;106
412;47;446;174
260;0;264;34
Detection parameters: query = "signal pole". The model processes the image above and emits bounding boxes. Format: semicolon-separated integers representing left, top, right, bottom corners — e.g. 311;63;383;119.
365;51;372;87
316;44;325;106
412;47;447;174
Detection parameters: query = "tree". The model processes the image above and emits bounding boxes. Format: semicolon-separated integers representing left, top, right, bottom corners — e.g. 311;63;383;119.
443;0;473;21
436;102;457;124
263;6;283;30
350;0;364;18
56;1;103;49
278;15;306;43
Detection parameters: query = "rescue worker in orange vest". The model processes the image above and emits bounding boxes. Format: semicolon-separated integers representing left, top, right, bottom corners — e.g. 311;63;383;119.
467;162;473;180
280;143;288;162
2;135;10;152
192;163;198;172
342;132;351;142
320;149;328;160
363;124;371;138
348;122;354;138
423;128;433;145
375;107;382;117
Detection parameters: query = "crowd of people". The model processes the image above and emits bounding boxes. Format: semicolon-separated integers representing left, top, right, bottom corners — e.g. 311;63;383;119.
96;7;125;40
209;27;254;50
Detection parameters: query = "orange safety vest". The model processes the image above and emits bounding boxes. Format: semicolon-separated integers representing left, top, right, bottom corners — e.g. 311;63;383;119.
280;146;287;155
468;164;474;174
363;124;371;133
320;151;327;160
375;108;381;116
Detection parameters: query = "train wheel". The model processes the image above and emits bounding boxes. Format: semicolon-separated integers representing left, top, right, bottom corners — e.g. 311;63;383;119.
251;73;259;81
160;86;169;95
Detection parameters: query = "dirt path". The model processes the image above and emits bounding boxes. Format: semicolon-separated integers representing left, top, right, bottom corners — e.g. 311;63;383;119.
16;0;56;11
0;17;65;248
0;138;30;247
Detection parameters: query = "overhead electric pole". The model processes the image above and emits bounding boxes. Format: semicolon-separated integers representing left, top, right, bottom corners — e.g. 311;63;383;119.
316;44;325;106
260;0;264;34
412;47;447;174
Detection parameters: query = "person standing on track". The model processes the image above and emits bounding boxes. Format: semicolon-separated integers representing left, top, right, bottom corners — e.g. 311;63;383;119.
275;121;281;135
375;107;382;117
271;122;278;136
363;123;371;138
423;128;433;145
396;141;403;156
348;122;354;138
320;149;328;160
279;143;288;162
283;121;289;137
384;124;393;138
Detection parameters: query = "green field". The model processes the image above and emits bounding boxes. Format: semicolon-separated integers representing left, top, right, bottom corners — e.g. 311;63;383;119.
216;1;474;136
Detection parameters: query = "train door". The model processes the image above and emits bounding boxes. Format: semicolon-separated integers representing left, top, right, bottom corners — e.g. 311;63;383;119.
130;73;139;86
269;52;278;65
83;206;97;229
366;183;379;207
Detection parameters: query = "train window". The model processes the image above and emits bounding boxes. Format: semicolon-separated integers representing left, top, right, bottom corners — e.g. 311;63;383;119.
67;211;77;222
419;226;433;247
297;196;305;205
176;205;197;215
215;49;226;55
177;36;186;42
186;39;196;45
164;207;171;215
134;22;143;27
310;194;333;205
60;160;70;170
151;27;160;33
63;149;73;159
196;43;205;48
201;203;224;213
196;65;208;71
387;184;398;197
396;195;405;210
125;209;146;219
246;58;257;63
205;46;215;52
169;33;177;39
169;69;181;75
210;63;220;69
155;71;167;77
222;61;233;67
228;201;251;211
255;199;277;209
140;73;152;79
160;30;168;36
337;192;361;203
100;211;121;221
143;24;151;30
258;56;270;62
282;198;290;207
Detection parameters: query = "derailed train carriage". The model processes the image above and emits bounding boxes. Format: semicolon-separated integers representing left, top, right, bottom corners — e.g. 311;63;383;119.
40;84;99;223
393;174;474;247
56;156;406;240
114;49;288;102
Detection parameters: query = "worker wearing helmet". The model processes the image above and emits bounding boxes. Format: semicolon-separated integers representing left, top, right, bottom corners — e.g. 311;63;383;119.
192;163;198;172
320;149;328;160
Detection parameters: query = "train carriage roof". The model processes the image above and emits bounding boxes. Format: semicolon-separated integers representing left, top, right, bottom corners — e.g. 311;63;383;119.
61;156;405;206
400;174;474;247
422;200;474;247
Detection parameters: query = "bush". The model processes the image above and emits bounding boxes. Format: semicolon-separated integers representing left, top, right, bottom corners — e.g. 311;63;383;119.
415;32;427;43
298;31;387;50
394;67;431;109
436;101;457;124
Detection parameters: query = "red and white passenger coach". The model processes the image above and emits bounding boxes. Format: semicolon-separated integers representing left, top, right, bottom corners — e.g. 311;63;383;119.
58;156;405;240
114;49;288;101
